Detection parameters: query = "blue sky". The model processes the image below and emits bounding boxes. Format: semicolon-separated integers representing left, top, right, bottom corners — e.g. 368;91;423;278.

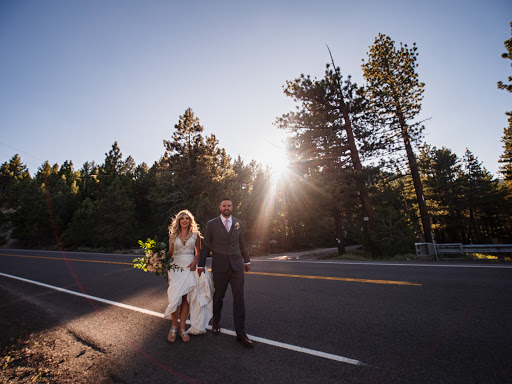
0;0;511;176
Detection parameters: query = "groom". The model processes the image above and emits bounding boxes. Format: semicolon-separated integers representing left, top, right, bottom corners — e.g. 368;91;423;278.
197;197;253;348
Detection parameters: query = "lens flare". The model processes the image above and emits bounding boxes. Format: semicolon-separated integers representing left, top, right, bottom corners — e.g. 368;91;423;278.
268;147;290;186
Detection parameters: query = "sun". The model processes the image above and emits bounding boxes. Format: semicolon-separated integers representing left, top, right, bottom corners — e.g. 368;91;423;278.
271;157;289;179
256;135;292;187
268;147;290;184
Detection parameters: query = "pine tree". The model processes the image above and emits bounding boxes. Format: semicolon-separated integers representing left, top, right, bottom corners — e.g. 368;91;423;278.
497;21;512;93
0;154;30;182
102;141;124;181
79;161;100;199
133;162;155;237
97;177;137;248
0;154;31;203
460;149;509;242
498;22;512;182
418;146;464;242
152;108;237;230
277;65;383;256
498;122;512;181
164;107;204;164
10;161;62;246
10;179;51;246
362;33;433;243
62;198;101;247
367;169;419;255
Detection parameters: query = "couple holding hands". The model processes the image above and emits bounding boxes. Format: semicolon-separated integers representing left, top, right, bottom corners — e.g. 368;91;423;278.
163;197;254;348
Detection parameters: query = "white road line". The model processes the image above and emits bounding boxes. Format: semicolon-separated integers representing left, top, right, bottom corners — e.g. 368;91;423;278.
4;250;511;269
0;272;365;366
0;272;164;317
253;259;512;269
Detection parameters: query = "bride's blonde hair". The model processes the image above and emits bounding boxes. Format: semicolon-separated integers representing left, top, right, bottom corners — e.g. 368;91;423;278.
168;209;201;243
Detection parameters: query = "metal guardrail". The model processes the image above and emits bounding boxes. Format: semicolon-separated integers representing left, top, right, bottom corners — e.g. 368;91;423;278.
435;243;464;254
415;243;512;258
462;244;512;253
415;243;437;258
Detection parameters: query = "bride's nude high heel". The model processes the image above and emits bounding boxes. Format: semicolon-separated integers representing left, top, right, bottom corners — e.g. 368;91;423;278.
168;324;178;343
180;329;190;343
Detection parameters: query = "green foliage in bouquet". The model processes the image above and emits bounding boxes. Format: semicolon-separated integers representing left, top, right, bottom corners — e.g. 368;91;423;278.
133;238;182;279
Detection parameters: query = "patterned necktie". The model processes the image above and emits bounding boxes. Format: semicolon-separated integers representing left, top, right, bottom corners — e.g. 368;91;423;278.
224;219;230;232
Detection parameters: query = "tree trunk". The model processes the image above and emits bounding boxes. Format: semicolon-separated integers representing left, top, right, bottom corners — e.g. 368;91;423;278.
333;209;346;255
327;48;381;257
469;207;480;243
339;104;382;257
400;121;433;243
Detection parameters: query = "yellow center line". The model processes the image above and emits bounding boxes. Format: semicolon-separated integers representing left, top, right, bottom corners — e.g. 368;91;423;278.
246;271;422;286
0;253;132;265
0;253;422;286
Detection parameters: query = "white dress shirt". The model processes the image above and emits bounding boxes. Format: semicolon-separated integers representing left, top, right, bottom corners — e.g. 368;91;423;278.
220;215;232;231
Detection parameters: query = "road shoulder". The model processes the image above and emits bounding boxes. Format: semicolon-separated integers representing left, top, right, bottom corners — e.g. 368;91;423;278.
0;286;117;383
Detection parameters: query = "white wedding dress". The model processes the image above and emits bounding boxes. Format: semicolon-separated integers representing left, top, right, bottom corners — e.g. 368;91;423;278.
163;232;213;334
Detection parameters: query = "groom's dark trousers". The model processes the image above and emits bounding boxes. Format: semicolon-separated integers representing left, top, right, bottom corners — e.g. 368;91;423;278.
198;216;250;336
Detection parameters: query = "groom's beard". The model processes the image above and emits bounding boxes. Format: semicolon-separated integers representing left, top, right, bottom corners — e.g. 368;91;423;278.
221;210;231;217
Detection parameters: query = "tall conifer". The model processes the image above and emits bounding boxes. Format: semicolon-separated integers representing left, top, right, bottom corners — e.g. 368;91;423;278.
498;22;512;182
362;33;433;243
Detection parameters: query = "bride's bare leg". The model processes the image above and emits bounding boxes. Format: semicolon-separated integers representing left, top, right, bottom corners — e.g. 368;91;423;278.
168;305;181;342
179;295;190;342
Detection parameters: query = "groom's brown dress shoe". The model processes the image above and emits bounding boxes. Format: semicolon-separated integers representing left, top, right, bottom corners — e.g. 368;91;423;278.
212;322;221;335
236;334;254;348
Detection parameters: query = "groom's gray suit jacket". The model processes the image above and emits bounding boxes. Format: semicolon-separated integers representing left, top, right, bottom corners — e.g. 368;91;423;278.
198;216;249;272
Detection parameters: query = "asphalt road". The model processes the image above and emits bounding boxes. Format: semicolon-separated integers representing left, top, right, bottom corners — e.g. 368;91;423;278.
1;249;512;384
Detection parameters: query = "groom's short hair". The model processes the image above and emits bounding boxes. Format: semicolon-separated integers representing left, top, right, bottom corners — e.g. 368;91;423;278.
221;197;232;203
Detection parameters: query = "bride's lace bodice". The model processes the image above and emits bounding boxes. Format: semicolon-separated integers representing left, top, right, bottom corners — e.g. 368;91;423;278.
173;232;197;258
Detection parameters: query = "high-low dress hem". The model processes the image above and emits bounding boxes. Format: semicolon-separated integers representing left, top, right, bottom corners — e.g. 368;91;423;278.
163;232;213;334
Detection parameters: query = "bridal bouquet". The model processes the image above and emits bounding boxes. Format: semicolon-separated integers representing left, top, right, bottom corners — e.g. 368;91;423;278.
133;238;182;279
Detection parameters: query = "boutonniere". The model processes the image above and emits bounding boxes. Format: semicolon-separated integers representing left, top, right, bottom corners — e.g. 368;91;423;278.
234;222;240;230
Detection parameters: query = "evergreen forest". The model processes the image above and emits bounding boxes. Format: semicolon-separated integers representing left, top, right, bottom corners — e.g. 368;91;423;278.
1;31;512;258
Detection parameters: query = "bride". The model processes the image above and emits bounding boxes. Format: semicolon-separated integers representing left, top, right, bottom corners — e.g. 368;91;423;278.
164;210;213;343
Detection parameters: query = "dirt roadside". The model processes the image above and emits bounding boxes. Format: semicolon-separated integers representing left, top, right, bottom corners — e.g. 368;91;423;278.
0;287;124;384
